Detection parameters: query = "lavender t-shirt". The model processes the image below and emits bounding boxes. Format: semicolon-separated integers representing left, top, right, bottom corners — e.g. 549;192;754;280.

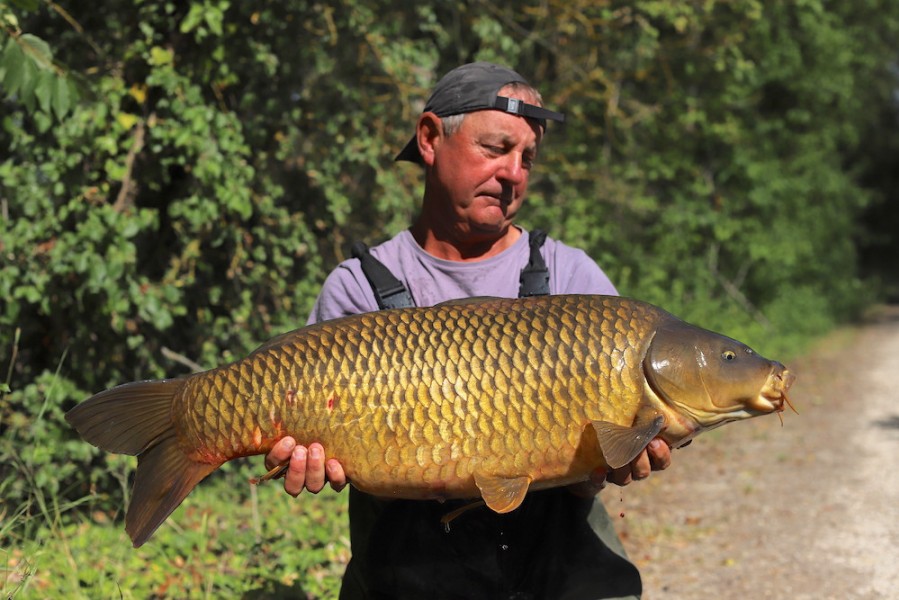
307;229;617;325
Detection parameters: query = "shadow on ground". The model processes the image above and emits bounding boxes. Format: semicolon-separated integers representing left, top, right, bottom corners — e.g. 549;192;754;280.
873;414;899;431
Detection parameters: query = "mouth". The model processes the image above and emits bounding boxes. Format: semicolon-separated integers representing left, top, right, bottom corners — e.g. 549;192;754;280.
748;368;797;414
479;184;514;204
480;193;509;207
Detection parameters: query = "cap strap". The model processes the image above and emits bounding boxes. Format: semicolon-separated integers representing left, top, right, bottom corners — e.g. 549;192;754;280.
494;96;565;124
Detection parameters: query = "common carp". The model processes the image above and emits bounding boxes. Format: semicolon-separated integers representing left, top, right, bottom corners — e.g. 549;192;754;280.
66;294;794;547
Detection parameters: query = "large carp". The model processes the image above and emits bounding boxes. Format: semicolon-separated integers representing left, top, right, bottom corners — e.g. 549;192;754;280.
67;294;794;547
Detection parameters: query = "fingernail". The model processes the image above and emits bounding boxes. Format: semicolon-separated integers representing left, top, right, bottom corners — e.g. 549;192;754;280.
293;446;306;461
649;439;661;450
309;445;321;460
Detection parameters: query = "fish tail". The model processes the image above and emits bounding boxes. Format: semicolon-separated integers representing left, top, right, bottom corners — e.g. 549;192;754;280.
66;379;220;547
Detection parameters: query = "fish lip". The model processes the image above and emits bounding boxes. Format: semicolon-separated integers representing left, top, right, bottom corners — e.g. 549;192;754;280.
746;394;783;413
751;368;796;413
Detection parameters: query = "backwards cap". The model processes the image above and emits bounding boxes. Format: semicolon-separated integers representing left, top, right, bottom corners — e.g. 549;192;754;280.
395;62;565;163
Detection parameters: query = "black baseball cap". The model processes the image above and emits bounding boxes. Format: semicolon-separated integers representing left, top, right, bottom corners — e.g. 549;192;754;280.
395;62;565;163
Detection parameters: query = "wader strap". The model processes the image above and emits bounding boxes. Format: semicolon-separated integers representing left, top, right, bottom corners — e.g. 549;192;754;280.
351;242;416;309
353;229;550;309
518;229;550;297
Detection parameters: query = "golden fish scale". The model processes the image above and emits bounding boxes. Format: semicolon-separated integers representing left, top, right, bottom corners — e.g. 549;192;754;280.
177;296;664;498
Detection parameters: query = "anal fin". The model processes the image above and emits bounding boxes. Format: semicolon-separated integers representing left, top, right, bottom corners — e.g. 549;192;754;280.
126;431;220;547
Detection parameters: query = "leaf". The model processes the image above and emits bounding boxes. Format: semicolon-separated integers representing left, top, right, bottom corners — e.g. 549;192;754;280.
34;69;54;113
180;4;205;34
116;112;139;131
51;73;71;119
7;0;42;10
1;39;26;96
128;83;147;104
18;33;54;70
148;46;173;66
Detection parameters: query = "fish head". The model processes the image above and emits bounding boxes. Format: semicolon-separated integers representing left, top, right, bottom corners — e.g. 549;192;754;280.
644;320;795;447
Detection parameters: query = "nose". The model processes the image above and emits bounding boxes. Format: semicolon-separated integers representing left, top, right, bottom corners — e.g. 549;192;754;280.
496;152;526;186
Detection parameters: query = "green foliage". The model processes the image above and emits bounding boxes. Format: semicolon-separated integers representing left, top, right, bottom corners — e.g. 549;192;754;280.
1;7;80;119
0;0;897;594
4;474;349;599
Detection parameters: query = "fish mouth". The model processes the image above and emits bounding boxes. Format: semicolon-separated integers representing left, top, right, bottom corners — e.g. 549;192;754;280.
747;368;796;414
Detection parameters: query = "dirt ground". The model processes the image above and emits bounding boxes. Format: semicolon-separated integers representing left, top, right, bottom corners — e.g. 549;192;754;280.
602;305;899;600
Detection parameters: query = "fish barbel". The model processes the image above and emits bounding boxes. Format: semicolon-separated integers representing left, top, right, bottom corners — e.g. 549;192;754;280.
66;294;795;547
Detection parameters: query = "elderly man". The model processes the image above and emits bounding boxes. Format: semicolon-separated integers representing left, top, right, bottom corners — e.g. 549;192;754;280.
266;62;671;599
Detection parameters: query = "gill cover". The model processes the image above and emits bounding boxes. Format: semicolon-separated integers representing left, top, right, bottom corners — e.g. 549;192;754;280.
644;320;775;425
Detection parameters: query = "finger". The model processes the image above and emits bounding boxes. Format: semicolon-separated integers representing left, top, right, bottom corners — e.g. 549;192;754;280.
326;459;348;492
283;445;308;497
265;436;296;471
647;438;672;471
567;466;608;497
630;448;652;480
304;442;327;494
607;464;633;487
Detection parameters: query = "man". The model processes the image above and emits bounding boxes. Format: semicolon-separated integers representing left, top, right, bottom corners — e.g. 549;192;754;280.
266;62;671;599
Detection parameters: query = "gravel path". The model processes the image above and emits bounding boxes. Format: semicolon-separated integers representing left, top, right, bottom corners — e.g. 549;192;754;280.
602;306;899;599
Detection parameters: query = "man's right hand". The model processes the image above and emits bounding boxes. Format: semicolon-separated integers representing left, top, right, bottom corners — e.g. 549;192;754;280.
264;437;348;496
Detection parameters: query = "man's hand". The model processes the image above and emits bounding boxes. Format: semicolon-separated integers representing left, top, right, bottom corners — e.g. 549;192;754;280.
607;438;671;486
264;437;348;496
569;437;672;497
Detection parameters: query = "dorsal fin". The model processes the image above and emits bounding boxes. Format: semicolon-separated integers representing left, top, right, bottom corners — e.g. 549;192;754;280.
435;296;504;307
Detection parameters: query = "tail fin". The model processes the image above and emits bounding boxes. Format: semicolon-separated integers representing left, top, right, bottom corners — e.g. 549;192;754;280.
66;379;221;547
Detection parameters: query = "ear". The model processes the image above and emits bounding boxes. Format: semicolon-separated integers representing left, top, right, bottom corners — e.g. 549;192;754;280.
417;112;443;167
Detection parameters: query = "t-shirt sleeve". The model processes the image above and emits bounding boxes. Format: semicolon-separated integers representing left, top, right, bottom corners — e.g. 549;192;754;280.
306;261;379;325
547;242;619;296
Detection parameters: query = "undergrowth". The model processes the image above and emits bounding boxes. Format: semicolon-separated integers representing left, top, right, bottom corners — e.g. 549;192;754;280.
1;460;350;599
0;335;350;600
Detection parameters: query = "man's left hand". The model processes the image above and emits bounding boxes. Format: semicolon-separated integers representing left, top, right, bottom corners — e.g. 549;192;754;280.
569;437;672;497
607;438;671;486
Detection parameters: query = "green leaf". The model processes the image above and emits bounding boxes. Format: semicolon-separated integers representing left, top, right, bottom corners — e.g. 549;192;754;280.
51;73;71;119
180;4;205;34
18;33;53;69
8;0;42;10
1;38;26;96
148;46;173;66
34;68;54;113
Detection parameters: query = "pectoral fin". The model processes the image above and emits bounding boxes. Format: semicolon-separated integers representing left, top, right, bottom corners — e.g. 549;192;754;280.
474;473;532;514
592;414;665;469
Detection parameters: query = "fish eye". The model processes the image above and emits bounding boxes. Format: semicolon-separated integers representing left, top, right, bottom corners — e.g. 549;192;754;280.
722;350;737;361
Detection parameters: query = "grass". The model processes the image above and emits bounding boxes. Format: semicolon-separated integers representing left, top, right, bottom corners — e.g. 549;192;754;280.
0;327;350;599
0;329;352;600
1;460;351;599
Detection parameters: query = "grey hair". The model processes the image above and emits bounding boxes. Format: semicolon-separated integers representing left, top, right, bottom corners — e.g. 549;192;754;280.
440;81;545;138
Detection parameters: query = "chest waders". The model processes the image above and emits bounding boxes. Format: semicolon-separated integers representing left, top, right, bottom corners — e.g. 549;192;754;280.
342;231;597;600
341;233;640;599
350;229;550;309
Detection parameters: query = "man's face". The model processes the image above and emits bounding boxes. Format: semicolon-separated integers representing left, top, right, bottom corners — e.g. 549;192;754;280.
426;90;544;241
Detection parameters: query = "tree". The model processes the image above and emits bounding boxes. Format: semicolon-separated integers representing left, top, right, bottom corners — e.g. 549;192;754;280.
1;0;897;530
